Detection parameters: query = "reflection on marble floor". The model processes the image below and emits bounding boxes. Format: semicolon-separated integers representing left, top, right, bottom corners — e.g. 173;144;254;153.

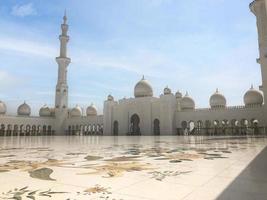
0;136;266;200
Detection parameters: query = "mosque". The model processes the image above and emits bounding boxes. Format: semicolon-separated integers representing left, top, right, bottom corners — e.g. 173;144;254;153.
0;0;267;136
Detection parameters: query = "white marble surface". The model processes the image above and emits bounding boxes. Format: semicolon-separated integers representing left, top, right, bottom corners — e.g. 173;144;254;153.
0;136;266;200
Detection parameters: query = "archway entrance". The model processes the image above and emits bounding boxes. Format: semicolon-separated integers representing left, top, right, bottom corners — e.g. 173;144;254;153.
153;119;160;135
113;121;119;135
130;114;140;135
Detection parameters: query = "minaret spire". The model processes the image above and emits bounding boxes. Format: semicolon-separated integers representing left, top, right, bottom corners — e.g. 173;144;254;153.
54;11;71;134
63;9;67;24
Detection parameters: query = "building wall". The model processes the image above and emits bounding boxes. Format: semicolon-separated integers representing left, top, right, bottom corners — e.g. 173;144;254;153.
65;115;104;135
175;105;265;134
111;97;158;135
0;115;56;135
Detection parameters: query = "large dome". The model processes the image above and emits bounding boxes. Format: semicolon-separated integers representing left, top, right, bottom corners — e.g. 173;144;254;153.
17;101;31;116
0;101;7;115
39;104;51;117
244;85;263;106
181;92;195;110
86;103;97;116
70;105;82;117
134;76;153;98
209;89;226;109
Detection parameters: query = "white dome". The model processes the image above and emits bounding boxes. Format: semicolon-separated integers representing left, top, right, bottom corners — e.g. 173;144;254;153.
244;85;263;106
107;94;114;101
134;76;153;98
17;102;31;116
39;105;51;117
175;91;182;99
70;105;82;117
181;92;195;110
209;89;226;109
0;101;7;115
163;86;172;95
86;103;97;116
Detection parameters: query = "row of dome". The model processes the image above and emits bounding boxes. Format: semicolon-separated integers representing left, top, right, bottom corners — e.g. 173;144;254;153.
69;104;98;117
0;102;98;117
108;76;264;109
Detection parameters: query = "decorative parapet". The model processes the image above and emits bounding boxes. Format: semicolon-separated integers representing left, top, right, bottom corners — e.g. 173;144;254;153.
181;104;263;112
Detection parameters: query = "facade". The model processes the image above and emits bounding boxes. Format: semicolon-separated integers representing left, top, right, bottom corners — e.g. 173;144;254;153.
0;0;266;136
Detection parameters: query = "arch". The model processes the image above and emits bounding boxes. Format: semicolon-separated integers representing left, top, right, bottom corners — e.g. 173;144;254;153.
181;121;187;129
189;121;195;135
231;119;239;135
0;124;5;136
241;119;249;135
26;124;31;136
47;125;52;135
181;121;188;135
43;125;47;135
75;125;79;135
153;119;160;135
221;119;229;135
19;125;24;136
13;124;19;136
205;120;211;128
251;119;259;135
113;121;119;136
96;124;100;134
68;125;71;135
88;124;92;135
196;120;203;135
100;124;104;134
83;125;88;135
37;125;41;135
6;124;12;136
92;124;96;134
80;125;84;135
213;120;220;127
32;125;36;136
130;114;141;135
231;119;239;127
71;125;75;135
204;120;211;135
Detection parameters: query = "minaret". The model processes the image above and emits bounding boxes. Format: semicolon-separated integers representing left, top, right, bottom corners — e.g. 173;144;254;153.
55;11;71;134
250;0;267;126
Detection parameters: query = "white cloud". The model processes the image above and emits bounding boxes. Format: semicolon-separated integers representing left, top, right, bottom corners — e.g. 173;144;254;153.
0;36;56;58
11;3;37;17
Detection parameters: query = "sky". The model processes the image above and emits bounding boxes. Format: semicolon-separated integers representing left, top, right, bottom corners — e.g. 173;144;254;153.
0;0;262;115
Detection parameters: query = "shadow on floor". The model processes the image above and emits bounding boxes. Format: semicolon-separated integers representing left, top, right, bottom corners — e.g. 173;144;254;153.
216;146;267;200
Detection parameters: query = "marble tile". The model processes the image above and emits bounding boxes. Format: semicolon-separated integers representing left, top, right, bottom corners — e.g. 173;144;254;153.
0;136;267;200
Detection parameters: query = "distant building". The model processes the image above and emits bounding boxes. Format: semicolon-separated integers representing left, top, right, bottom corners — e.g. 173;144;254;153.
0;0;266;136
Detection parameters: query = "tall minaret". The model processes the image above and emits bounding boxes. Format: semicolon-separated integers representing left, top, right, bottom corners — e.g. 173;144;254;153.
250;0;267;126
55;11;71;134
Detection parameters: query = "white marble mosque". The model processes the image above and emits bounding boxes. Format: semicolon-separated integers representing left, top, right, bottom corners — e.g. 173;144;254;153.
0;0;267;136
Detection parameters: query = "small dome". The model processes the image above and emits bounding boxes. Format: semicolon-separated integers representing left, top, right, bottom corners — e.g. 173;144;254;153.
209;89;226;109
17;101;31;116
163;86;172;95
70;105;82;117
86;103;97;116
0;101;7;115
134;76;153;98
107;94;114;101
39;104;51;117
244;85;263;107
175;91;182;99
181;92;195;110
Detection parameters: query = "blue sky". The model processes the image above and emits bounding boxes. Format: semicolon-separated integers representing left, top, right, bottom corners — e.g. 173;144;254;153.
0;0;261;115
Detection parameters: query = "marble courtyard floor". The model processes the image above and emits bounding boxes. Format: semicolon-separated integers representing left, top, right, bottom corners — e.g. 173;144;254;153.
0;136;267;200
